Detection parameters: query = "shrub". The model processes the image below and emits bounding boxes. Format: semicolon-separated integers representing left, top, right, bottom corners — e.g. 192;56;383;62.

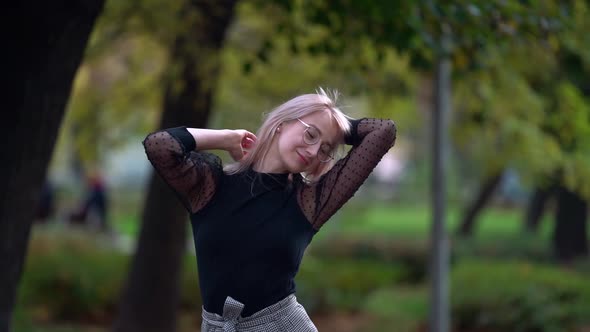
362;286;428;332
296;256;407;313
19;227;590;332
452;233;552;262
16;227;202;324
18;229;130;322
309;236;429;284
452;260;590;332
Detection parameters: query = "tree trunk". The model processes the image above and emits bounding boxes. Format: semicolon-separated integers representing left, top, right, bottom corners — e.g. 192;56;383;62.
113;1;237;331
456;171;503;236
0;2;104;331
552;186;588;263
523;186;553;233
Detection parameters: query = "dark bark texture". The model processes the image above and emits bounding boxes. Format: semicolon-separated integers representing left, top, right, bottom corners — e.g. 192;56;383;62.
456;171;503;236
553;186;588;262
523;186;554;233
0;2;104;331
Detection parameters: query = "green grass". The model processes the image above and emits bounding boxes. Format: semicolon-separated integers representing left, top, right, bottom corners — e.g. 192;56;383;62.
362;286;427;331
111;214;140;237
312;201;568;263
327;201;555;239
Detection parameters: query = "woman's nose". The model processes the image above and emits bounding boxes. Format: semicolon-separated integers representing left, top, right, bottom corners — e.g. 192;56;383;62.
305;142;321;158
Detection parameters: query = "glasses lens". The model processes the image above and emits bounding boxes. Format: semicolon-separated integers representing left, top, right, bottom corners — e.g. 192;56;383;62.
318;145;334;162
303;127;320;145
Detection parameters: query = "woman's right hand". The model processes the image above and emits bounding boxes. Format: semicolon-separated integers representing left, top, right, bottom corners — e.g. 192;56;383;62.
228;129;257;161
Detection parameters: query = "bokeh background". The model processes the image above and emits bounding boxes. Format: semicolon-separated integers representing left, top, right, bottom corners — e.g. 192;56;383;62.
7;1;590;331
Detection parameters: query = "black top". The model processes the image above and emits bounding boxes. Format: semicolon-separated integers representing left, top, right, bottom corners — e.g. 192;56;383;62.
143;118;396;316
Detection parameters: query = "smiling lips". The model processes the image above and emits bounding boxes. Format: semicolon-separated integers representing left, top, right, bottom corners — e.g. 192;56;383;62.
297;152;309;165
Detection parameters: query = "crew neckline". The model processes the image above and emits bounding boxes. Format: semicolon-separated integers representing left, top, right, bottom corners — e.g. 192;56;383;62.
244;168;291;190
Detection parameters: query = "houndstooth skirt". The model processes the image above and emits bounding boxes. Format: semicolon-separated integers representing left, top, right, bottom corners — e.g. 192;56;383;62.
200;295;318;332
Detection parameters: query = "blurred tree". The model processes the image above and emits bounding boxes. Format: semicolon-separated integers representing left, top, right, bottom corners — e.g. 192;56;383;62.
546;1;590;260
523;185;555;232
0;1;104;331
452;43;552;235
451;0;589;260
250;1;570;331
62;36;165;174
456;171;504;235
251;1;568;214
55;1;170;180
214;1;419;139
112;1;238;331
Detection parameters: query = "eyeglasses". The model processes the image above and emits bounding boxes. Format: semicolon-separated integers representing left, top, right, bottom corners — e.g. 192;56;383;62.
296;118;335;163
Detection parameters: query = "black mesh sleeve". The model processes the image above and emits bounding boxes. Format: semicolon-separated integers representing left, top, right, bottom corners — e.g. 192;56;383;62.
297;118;397;229
142;127;222;214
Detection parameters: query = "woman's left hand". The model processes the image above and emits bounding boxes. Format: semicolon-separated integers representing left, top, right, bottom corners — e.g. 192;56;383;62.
228;130;257;161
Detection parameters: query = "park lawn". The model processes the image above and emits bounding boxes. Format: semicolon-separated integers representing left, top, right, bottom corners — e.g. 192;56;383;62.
325;201;555;239
111;214;139;237
311;201;563;261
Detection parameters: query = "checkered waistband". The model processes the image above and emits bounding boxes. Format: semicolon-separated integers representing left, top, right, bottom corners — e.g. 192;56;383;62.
201;295;297;332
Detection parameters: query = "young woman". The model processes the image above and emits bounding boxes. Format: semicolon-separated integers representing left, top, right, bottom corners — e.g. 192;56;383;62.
143;89;396;331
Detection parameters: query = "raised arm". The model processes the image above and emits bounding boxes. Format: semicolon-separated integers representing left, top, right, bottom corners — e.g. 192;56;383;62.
143;127;240;214
297;118;397;229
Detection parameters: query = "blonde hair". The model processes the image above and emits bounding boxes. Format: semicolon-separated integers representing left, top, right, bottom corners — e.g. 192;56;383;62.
224;88;351;182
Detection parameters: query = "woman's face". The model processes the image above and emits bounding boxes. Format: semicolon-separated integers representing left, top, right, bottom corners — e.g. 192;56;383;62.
271;109;342;174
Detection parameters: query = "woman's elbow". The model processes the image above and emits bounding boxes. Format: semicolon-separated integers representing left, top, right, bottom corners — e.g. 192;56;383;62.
384;120;397;148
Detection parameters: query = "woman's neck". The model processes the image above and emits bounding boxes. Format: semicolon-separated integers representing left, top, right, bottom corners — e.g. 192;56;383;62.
252;139;288;174
252;158;287;174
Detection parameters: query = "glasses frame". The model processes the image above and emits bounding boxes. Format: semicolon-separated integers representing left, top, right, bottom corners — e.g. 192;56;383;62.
296;118;335;163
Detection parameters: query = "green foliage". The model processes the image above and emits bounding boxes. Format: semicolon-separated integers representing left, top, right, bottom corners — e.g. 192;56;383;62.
259;0;569;70
17;227;412;322
214;1;350;132
452;49;562;179
56;0;172;168
18;229;129;322
357;260;590;332
452;260;590;331
15;226;590;332
16;227;201;324
362;286;427;331
255;0;590;201
61;34;165;166
451;3;590;197
296;256;408;312
89;1;185;52
213;0;420;141
309;236;429;285
57;0;223;168
551;83;590;198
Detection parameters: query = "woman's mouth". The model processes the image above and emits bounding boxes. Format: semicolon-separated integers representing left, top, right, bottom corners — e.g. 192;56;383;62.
297;152;309;165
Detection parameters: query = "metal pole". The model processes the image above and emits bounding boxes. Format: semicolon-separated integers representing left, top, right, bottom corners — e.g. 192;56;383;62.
429;30;451;332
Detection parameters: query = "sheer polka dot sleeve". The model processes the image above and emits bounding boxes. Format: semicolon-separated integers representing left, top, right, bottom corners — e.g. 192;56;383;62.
143;127;222;214
297;118;397;230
